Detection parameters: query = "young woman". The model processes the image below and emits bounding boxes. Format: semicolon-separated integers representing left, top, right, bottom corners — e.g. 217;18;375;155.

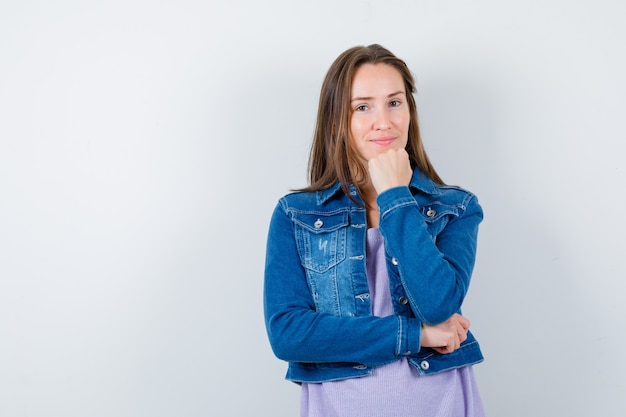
264;44;485;417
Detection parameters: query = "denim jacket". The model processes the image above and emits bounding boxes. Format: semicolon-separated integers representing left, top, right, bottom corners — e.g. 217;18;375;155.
264;169;484;383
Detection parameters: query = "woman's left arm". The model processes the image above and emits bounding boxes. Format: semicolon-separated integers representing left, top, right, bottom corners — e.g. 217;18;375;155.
377;185;483;325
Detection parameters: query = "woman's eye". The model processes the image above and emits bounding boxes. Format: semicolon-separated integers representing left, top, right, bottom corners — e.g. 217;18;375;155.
389;100;401;107
355;104;369;111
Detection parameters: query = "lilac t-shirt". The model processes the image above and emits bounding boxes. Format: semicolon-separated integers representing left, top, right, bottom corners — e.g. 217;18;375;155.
300;228;485;417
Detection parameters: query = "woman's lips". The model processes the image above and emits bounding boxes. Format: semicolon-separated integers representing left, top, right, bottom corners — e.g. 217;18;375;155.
370;137;395;146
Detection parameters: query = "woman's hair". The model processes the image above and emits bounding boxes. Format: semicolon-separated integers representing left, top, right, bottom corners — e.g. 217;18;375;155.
300;44;444;199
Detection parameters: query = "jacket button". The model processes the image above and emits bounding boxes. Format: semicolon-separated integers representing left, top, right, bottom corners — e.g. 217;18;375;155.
420;360;430;370
426;208;436;218
391;257;398;266
314;219;323;229
398;296;409;305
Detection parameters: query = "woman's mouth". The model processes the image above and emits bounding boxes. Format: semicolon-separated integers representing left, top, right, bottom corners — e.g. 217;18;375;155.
370;137;395;146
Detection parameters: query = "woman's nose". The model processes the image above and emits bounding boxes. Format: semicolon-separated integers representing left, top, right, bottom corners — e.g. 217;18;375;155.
373;109;390;130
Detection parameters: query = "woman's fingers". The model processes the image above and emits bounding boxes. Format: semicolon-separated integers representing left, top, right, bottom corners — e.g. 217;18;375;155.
421;314;471;354
367;148;412;194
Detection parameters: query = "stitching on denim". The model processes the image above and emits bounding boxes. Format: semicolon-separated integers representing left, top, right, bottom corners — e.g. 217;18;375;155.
285;207;351;217
418;340;480;362
396;316;403;356
380;200;416;218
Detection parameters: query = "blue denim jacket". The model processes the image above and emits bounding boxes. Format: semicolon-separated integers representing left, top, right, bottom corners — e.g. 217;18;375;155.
264;169;484;383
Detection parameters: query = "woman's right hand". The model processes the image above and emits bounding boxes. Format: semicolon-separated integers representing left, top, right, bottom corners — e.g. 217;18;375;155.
421;313;470;354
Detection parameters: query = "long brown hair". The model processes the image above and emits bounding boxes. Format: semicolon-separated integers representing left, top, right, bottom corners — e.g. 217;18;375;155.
299;44;444;201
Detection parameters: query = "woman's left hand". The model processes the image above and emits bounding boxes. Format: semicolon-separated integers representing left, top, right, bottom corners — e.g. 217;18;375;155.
367;148;412;195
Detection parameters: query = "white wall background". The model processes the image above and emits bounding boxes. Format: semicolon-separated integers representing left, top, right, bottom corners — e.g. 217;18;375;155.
1;0;624;416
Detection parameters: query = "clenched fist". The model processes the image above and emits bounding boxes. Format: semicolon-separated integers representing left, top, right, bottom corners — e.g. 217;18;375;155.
367;148;412;195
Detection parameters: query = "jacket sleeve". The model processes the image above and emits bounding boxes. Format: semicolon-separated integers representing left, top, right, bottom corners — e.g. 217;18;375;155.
263;199;422;366
377;185;483;325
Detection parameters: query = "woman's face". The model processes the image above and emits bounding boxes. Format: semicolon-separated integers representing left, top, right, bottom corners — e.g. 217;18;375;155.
349;63;410;162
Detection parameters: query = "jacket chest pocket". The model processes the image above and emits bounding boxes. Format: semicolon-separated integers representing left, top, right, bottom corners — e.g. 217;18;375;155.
293;211;348;273
421;203;460;237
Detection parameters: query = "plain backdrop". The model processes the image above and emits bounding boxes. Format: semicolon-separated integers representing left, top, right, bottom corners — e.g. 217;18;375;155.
1;0;625;416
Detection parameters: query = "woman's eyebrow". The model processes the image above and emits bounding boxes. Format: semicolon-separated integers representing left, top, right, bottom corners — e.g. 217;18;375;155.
351;91;406;102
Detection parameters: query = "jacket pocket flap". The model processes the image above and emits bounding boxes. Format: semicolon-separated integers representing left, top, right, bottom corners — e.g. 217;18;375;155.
293;210;349;233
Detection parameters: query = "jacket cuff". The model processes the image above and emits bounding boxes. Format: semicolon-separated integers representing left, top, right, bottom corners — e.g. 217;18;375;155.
398;316;422;357
376;186;418;219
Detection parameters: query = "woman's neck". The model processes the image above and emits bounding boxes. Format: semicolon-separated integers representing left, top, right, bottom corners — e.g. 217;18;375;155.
360;182;379;228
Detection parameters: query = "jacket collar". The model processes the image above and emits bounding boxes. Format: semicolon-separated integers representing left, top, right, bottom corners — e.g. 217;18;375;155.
316;169;440;204
408;169;440;195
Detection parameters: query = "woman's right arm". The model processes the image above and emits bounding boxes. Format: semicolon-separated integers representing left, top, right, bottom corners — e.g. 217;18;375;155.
263;201;422;366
